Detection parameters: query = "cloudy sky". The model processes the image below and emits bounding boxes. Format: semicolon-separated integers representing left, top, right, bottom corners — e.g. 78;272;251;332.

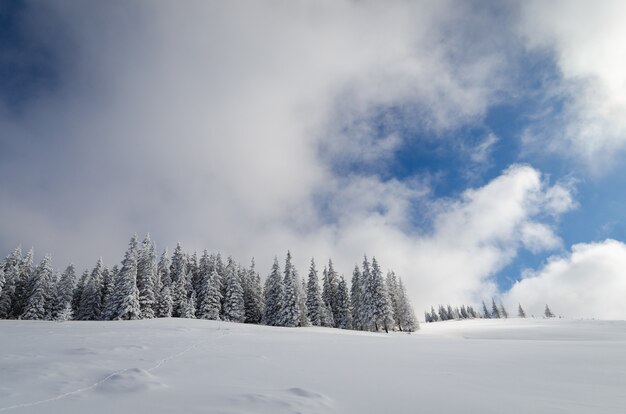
2;1;626;319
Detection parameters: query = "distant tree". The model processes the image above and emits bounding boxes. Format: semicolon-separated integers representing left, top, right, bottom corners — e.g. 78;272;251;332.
491;298;501;319
243;259;263;324
544;304;555;318
77;258;104;320
305;258;322;326
394;278;418;331
280;251;299;327
263;258;284;326
319;300;335;327
22;255;54;320
430;306;439;322
499;302;508;319
12;248;34;318
50;264;75;320
335;276;352;329
482;300;491;319
0;247;22;318
322;260;339;327
223;257;245;323
157;248;171;290
350;265;364;330
137;235;157;319
111;236;141;320
73;270;89;316
517;303;526;318
156;286;173;317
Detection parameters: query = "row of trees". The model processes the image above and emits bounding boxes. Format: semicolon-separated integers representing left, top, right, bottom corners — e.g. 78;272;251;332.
424;299;556;322
0;235;418;332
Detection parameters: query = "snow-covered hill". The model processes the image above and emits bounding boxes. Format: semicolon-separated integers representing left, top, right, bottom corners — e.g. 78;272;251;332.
1;318;624;413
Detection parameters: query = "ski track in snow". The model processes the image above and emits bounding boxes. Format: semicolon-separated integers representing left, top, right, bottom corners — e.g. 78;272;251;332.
0;329;229;412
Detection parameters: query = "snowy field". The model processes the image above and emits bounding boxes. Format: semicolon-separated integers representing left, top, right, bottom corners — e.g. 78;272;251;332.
1;318;625;414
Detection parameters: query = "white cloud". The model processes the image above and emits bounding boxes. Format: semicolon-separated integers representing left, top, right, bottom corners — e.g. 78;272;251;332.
519;0;626;171
505;239;626;319
0;2;574;313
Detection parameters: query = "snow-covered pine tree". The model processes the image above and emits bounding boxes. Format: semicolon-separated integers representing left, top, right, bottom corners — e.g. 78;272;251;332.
137;235;157;319
499;302;508;318
481;300;491;319
350;265;363;330
0;247;21;318
156;285;173;317
100;265;113;312
214;253;226;318
386;271;400;329
0;267;4;304
319;300;335;327
263;257;284;326
77;258;104;320
22;255;54;320
169;243;187;289
447;305;455;319
179;291;196;319
322;260;339;327
360;256;374;329
243;259;263;324
223;257;245;322
395;278;418;331
12;248;34;318
73;270;89;316
430;306;439;322
438;305;448;321
296;276;309;327
280;251;299;327
335;276;352;329
491;298;501;319
171;272;188;318
157;248;171;289
51;264;75;320
305;258;322;326
517;303;526;318
544;304;555;318
113;236;141;320
369;258;394;332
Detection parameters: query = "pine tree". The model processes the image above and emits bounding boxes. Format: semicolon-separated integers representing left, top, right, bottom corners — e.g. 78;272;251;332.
180;291;197;318
0;267;4;304
544;304;555;318
319;300;335;327
491;298;501;319
77;259;104;320
499;302;508;318
368;258;394;332
100;265;113;312
73;270;89;316
243;259;263;324
51;264;75;319
112;236;141;320
296;277;309;327
263;258;283;326
322;260;339;327
157;248;171;290
430;306;439;322
0;247;22;318
223;257;245;322
386;271;400;329
481;300;491;319
517;303;526;318
156;285;173;317
394;278;418;331
137;235;157;319
350;265;363;330
335;276;352;329
305;258;322;326
12;248;34;318
171;273;188;318
22;255;54;320
280;251;299;327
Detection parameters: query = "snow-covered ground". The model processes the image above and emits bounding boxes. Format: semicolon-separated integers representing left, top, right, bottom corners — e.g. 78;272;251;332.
1;318;625;413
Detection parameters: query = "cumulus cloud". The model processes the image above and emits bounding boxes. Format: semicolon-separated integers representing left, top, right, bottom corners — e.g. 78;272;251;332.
0;2;576;313
519;0;626;171
505;240;626;319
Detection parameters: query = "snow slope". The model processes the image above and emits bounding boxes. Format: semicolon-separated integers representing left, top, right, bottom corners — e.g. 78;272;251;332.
1;318;625;413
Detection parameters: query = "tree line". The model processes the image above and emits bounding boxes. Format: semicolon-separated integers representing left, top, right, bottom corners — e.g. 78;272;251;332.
424;299;556;322
0;235;418;332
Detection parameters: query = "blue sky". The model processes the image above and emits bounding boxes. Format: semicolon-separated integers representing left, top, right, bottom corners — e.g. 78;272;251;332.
2;1;626;318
